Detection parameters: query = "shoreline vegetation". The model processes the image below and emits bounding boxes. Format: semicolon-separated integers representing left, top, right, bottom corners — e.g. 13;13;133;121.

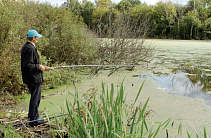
1;0;211;137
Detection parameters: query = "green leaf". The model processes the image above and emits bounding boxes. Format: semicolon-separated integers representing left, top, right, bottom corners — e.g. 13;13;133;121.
148;128;155;138
136;97;150;124
153;124;161;138
110;83;114;108
161;118;171;131
196;133;199;138
130;107;138;134
143;119;148;131
178;123;182;137
204;126;207;138
187;131;191;138
133;80;145;105
140;115;144;138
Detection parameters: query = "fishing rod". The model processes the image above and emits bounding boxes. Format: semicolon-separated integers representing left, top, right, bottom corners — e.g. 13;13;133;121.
10;114;68;127
50;64;144;69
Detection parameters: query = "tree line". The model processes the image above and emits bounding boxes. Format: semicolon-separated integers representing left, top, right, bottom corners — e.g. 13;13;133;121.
62;0;211;40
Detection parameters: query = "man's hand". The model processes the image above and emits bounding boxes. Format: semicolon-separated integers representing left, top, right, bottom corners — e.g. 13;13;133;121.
39;65;45;71
44;66;51;71
39;65;51;71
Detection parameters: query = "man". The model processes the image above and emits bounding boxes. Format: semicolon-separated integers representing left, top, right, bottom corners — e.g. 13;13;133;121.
21;30;50;126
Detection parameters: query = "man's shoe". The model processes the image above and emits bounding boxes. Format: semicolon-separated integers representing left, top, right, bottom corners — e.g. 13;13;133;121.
29;120;45;127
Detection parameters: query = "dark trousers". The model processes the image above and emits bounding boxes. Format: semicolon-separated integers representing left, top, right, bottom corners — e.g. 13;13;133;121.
27;85;41;121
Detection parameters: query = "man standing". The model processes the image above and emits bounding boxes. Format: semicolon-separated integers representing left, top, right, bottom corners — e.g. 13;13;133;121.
21;30;50;126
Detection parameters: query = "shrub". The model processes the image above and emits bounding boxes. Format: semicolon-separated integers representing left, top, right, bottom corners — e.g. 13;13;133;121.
0;1;97;95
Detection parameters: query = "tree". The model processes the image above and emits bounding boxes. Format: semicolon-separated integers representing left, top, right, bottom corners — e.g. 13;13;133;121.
204;5;211;38
80;0;95;29
163;1;177;38
128;0;141;7
186;0;202;39
66;0;81;15
151;1;169;38
130;4;152;37
92;0;118;37
115;0;141;12
115;0;132;12
94;13;154;75
181;10;201;39
96;0;112;8
201;0;211;7
174;2;185;39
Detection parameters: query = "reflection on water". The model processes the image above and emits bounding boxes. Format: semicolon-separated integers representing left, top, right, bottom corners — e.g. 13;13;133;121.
149;40;211;106
136;68;211;106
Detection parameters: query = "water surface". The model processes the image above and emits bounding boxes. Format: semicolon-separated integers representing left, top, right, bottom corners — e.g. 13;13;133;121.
136;71;211;106
140;39;211;106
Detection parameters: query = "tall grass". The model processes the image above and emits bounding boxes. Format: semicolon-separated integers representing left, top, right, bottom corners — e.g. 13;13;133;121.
56;81;171;137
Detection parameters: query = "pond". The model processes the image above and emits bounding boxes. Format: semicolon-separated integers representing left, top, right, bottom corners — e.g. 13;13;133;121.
135;71;211;106
143;39;211;106
137;39;211;137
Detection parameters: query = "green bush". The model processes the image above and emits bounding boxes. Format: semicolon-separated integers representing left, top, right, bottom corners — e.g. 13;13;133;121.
0;1;97;95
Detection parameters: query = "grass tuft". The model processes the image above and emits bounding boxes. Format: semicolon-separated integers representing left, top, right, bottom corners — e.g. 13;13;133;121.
54;81;172;137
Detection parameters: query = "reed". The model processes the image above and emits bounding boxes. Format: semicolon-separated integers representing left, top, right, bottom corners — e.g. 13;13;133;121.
57;81;171;137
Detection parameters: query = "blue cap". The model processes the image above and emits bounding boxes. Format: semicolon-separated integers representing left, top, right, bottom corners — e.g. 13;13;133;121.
27;30;42;38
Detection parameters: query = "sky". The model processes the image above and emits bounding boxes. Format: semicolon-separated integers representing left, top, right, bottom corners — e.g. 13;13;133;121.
38;0;188;7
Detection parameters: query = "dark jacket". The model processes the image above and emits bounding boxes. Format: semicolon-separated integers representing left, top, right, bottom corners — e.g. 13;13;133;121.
21;41;43;86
